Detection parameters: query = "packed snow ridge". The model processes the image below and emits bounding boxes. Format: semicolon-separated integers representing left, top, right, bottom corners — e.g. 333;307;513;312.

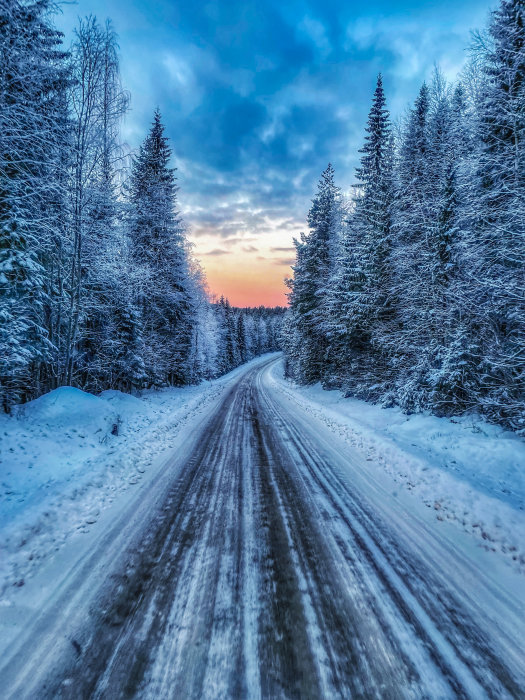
267;362;525;573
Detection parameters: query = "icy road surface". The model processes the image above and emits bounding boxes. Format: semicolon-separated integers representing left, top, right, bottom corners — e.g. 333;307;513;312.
1;356;524;698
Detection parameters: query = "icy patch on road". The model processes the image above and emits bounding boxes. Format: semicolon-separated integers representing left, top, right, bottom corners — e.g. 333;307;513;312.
0;356;276;593
268;361;525;573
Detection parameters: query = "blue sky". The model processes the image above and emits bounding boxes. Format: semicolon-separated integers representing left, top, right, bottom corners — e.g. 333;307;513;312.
56;0;494;304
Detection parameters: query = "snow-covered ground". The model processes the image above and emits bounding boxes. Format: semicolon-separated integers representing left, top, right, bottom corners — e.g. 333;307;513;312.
268;360;525;574
1;355;524;697
0;356;277;593
2;352;524;600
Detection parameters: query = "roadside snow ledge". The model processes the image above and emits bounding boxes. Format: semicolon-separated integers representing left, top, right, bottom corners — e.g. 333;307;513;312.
268;360;525;574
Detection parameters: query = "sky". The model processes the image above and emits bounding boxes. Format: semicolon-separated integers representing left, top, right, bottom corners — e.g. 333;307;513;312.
56;0;495;306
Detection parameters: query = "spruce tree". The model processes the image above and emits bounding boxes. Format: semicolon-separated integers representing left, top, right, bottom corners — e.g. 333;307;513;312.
129;110;195;386
322;219;366;388
391;82;433;410
0;0;68;409
469;0;525;431
236;313;247;364
353;74;394;390
287;164;340;383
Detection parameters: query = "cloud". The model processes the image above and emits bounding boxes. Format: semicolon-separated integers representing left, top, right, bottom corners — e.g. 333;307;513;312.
277;218;303;231
270;246;296;252
223;236;258;247
242;245;259;252
297;16;332;58
274;257;296;266
202;248;230;256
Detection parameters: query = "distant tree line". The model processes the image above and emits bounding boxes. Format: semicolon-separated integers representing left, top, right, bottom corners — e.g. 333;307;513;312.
0;2;282;411
283;0;524;434
209;299;285;378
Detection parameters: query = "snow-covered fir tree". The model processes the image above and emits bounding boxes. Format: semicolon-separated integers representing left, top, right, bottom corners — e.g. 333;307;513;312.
345;73;394;393
0;0;69;409
129;109;196;387
467;0;525;432
286;164;340;383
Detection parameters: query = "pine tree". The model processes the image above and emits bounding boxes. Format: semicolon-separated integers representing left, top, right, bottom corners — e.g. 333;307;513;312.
287;164;340;383
129;110;195;386
236;312;247;364
0;0;68;409
468;0;525;431
352;74;394;390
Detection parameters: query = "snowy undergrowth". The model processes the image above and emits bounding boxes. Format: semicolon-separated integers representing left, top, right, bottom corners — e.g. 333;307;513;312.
0;360;259;593
269;361;525;573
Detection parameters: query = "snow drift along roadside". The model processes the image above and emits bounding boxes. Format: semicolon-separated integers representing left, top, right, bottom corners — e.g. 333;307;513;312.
268;360;525;573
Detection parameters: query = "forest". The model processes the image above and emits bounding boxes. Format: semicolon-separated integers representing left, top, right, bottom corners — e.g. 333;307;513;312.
0;3;283;411
283;0;524;435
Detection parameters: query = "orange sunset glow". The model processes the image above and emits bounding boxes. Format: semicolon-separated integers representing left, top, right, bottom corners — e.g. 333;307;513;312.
189;230;297;307
202;257;290;307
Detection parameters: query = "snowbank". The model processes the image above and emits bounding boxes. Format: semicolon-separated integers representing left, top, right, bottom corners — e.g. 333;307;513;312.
269;360;525;573
1;388;119;532
16;386;118;433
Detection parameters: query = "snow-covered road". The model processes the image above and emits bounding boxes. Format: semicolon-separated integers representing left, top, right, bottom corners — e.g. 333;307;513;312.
1;355;524;698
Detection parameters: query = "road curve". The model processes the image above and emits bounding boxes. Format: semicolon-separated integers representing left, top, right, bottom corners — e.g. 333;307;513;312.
4;356;525;699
